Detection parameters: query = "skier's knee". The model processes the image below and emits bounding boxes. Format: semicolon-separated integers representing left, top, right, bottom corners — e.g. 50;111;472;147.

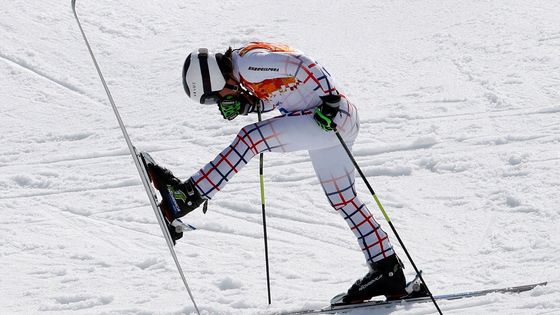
233;123;261;156
236;123;259;143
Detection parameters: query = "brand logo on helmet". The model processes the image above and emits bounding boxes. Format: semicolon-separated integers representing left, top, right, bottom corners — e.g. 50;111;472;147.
248;66;279;72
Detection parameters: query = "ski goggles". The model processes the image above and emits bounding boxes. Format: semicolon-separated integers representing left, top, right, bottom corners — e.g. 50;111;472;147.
200;92;221;105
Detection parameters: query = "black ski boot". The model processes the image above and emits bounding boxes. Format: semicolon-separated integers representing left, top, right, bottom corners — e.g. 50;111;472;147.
146;163;205;243
333;254;407;305
160;177;205;219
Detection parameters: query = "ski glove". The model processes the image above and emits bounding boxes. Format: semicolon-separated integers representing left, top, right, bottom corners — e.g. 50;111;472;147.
314;94;341;131
218;95;243;120
218;93;260;120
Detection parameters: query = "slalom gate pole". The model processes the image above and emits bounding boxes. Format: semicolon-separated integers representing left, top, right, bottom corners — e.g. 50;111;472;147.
71;1;200;313
334;129;443;315
257;104;272;304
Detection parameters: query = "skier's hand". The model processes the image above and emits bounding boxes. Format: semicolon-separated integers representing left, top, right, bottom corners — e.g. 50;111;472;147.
218;95;243;120
218;92;260;120
314;95;341;131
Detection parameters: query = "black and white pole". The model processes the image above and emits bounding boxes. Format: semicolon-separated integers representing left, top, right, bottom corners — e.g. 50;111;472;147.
71;1;200;313
257;104;272;304
334;129;443;315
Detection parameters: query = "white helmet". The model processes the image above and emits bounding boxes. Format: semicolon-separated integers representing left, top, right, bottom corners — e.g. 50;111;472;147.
182;48;226;104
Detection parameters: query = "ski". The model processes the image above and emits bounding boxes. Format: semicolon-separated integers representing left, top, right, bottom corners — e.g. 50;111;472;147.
330;269;428;306
285;281;547;314
71;1;200;314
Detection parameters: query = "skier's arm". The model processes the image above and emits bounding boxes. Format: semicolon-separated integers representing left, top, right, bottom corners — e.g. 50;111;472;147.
235;49;296;84
234;49;300;104
233;50;297;115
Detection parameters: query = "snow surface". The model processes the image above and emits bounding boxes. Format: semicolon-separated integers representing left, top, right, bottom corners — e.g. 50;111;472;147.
1;0;559;314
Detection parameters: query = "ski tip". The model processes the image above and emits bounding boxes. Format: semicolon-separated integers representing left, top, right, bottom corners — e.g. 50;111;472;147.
535;281;548;288
139;151;156;165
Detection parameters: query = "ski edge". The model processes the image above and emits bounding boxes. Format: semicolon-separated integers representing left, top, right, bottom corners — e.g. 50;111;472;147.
284;281;547;315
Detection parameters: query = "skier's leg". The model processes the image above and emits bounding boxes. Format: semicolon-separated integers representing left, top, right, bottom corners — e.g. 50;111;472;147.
310;145;409;302
308;145;395;264
192;98;359;199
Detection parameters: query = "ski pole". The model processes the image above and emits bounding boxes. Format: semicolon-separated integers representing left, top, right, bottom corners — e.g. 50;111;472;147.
71;1;201;313
333;129;443;315
257;104;272;304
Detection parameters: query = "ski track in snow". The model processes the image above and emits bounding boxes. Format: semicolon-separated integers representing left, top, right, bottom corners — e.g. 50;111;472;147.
1;0;559;314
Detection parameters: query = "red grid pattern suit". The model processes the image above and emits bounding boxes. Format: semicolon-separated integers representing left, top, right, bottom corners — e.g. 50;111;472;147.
190;42;394;263
191;97;394;263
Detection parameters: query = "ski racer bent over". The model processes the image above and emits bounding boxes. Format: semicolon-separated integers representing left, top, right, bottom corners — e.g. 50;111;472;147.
148;42;424;304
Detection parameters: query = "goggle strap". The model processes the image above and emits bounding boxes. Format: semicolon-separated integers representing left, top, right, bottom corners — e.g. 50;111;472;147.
197;49;212;95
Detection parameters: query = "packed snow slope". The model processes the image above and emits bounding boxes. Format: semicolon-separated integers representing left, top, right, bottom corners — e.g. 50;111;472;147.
1;0;559;314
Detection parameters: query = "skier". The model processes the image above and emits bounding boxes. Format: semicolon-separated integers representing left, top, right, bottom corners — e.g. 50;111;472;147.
149;42;412;303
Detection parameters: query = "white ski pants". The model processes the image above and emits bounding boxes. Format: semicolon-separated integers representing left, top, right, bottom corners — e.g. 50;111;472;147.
191;98;395;263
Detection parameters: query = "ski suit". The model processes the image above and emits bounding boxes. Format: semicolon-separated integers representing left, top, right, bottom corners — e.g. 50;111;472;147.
191;42;394;264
